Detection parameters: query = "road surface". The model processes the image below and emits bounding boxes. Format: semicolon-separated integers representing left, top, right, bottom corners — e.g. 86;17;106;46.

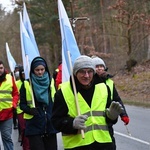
0;105;150;150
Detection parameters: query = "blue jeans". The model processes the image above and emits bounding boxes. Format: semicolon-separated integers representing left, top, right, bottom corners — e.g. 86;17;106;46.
0;118;13;150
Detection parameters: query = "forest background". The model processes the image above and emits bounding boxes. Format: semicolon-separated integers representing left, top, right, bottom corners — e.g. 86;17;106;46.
0;0;150;106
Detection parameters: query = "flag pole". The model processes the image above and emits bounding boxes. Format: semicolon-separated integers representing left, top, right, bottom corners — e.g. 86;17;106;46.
58;0;83;138
125;125;131;136
67;51;85;139
25;55;35;107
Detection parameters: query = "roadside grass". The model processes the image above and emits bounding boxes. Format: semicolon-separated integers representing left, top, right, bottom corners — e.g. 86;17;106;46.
113;63;150;109
123;99;150;108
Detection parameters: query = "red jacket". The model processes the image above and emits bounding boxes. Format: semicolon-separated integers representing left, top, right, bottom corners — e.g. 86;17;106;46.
55;63;62;89
0;74;19;121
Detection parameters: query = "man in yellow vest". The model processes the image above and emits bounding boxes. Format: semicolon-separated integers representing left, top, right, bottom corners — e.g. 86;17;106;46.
52;55;123;150
0;60;19;150
92;56;130;150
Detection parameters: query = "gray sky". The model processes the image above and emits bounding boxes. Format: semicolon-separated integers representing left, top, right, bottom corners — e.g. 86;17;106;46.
0;0;16;12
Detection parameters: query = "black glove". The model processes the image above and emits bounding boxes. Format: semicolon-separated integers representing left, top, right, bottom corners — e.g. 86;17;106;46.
28;108;39;116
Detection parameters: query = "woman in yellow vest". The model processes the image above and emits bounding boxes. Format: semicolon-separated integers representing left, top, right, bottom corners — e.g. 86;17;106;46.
52;55;123;150
92;56;130;150
19;57;58;150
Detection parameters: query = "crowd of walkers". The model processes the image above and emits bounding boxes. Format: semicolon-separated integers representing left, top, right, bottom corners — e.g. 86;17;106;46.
0;55;129;150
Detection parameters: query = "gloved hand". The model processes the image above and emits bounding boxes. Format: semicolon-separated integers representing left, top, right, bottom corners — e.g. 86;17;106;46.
28;108;39;116
121;116;130;125
73;115;88;130
106;101;124;120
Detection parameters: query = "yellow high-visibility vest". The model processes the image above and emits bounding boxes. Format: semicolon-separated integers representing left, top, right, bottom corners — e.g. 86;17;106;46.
23;78;56;119
16;80;23;114
0;74;13;111
61;82;112;149
106;79;114;100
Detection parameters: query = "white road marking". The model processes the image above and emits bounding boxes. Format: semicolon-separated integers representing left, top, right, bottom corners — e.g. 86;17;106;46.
115;131;150;145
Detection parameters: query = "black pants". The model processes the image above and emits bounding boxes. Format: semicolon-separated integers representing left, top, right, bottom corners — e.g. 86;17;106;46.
13;108;18;127
109;126;116;150
65;142;113;150
28;134;57;150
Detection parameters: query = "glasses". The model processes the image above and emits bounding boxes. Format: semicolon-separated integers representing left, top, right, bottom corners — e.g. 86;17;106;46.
78;69;94;75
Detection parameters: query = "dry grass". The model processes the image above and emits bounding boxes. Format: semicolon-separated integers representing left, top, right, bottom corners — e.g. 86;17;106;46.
113;60;150;108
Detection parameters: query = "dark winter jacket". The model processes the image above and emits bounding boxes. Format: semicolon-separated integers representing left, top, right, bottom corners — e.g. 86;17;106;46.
94;73;128;117
51;75;117;134
20;57;58;136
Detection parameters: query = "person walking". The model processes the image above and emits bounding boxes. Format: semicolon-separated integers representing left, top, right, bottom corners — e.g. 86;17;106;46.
0;60;19;150
52;55;123;150
92;56;130;150
13;65;21;130
53;62;62;90
16;66;30;150
55;63;62;90
20;57;58;150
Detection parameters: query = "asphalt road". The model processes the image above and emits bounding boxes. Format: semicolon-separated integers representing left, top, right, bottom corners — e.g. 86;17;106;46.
0;105;150;150
0;131;64;150
114;105;150;150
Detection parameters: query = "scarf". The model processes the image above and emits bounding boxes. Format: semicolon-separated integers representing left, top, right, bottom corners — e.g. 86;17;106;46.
0;71;6;82
31;72;50;105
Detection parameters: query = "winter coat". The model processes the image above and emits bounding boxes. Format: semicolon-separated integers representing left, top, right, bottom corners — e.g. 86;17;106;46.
51;75;117;149
94;73;128;117
20;57;58;136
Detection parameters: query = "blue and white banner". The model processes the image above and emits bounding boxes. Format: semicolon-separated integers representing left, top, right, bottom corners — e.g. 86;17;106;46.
5;42;16;72
20;4;40;79
23;3;40;56
58;0;80;82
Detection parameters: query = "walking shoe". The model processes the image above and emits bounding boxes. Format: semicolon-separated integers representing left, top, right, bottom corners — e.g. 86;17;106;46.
18;134;22;142
13;125;18;129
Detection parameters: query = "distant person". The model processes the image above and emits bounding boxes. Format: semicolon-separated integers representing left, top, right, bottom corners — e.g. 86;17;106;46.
12;64;22;130
20;57;58;150
0;60;19;150
52;55;123;150
53;62;62;90
92;56;130;150
16;66;30;150
55;63;62;90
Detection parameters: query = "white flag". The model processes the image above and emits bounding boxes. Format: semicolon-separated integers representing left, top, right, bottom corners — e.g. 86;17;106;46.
58;0;81;82
5;42;16;72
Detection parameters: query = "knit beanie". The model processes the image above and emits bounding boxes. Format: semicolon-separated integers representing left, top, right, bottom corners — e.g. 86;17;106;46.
92;56;106;69
73;55;95;75
31;57;46;72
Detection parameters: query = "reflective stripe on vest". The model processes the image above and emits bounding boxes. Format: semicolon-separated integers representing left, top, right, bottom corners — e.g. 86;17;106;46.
23;79;56;119
61;82;112;149
106;79;114;100
0;74;13;111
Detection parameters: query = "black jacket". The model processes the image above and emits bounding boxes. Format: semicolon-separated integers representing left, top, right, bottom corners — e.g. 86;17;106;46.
94;73;128;117
20;57;58;136
51;75;117;134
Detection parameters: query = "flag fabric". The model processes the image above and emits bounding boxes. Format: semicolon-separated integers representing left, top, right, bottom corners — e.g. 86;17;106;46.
20;12;30;79
5;42;16;72
58;0;81;82
23;3;40;55
20;3;40;79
